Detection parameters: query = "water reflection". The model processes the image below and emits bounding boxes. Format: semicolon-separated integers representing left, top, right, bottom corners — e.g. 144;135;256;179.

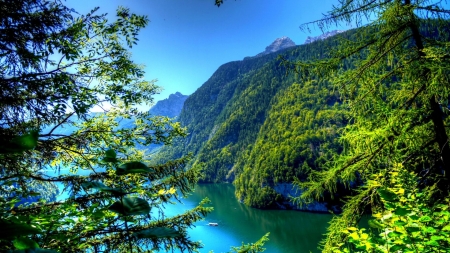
181;184;331;253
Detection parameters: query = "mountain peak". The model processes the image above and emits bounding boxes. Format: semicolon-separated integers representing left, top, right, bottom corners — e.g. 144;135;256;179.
251;37;296;58
264;36;296;54
149;92;188;118
304;30;345;44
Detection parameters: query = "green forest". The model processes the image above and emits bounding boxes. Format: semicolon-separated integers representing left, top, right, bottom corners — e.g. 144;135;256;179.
1;0;450;252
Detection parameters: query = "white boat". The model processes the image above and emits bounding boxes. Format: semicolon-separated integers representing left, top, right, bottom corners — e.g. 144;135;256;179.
208;222;219;226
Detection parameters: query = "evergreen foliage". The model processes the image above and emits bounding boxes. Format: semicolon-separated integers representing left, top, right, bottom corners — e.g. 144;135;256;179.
284;0;450;251
154;36;351;208
0;0;213;252
234;81;346;208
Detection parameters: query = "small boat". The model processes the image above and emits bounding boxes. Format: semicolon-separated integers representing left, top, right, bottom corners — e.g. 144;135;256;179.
208;222;219;226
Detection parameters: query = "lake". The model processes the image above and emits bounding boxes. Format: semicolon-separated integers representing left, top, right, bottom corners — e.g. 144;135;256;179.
50;169;331;253
165;184;331;253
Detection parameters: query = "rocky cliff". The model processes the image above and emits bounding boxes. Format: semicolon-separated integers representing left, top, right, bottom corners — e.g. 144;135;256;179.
149;92;188;118
245;36;296;59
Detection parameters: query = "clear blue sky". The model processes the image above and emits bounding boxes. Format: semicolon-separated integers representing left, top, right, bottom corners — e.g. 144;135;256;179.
67;0;347;106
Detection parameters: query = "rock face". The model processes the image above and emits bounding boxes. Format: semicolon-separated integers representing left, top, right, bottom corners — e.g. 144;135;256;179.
254;36;296;58
304;30;345;44
149;92;188;118
273;183;329;212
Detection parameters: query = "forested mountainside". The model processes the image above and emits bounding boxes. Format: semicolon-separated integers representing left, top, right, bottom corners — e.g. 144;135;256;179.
155;22;447;209
153;31;351;209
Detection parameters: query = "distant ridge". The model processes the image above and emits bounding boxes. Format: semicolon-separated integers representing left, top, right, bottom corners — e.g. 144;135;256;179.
245;36;296;60
149;92;188;118
304;30;345;44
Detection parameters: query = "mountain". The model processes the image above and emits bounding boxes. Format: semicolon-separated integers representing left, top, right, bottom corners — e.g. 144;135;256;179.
244;37;296;60
304;30;345;44
149;92;188;118
256;36;296;56
153;32;352;211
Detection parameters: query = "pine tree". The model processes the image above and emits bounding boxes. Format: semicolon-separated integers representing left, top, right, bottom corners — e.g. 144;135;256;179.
287;0;450;251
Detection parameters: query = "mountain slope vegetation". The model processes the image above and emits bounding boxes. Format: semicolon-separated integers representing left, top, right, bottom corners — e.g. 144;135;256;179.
154;33;351;208
156;19;449;210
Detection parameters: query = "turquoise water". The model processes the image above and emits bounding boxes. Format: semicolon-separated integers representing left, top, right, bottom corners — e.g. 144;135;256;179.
166;184;331;253
49;168;331;252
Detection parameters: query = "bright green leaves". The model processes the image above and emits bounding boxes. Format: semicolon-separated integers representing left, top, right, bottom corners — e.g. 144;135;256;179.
0;131;39;154
331;164;450;252
116;161;153;175
13;237;39;250
367;219;384;229
228;233;270;253
108;197;150;216
133;227;181;239
377;188;397;202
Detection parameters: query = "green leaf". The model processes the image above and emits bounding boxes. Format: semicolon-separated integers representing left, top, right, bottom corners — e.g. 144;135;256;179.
13;237;39;250
368;219;384;229
409;215;420;221
406;226;420;232
431;235;443;241
387;231;402;238
133;227;181;239
105;149;117;159
377;188;397;202
394;220;407;226
424;226;437;233
108;197;150;216
102;157;119;163
82;182;125;195
116;162;153;175
390;245;407;251
395;207;410;216
102;149;119;163
82;182;108;190
419;216;432;222
425;240;440;247
82;182;127;196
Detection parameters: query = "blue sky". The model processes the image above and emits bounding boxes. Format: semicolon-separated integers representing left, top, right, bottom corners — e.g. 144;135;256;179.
67;0;348;107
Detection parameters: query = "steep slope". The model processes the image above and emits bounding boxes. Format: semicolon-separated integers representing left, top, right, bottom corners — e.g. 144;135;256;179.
234;81;346;209
154;48;296;162
154;33;351;209
149;92;188;118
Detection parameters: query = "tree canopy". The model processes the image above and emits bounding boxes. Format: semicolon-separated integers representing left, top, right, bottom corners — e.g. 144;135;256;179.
0;0;213;252
286;0;450;251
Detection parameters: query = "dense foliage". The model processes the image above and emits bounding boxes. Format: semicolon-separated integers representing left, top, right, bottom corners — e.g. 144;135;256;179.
0;0;213;252
285;0;450;251
154;36;353;208
234;81;346;208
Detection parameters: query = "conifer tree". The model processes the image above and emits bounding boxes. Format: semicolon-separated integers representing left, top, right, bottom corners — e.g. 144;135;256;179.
284;0;450;251
0;0;213;252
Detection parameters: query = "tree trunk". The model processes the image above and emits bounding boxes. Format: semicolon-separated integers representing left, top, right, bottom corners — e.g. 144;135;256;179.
405;0;450;181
